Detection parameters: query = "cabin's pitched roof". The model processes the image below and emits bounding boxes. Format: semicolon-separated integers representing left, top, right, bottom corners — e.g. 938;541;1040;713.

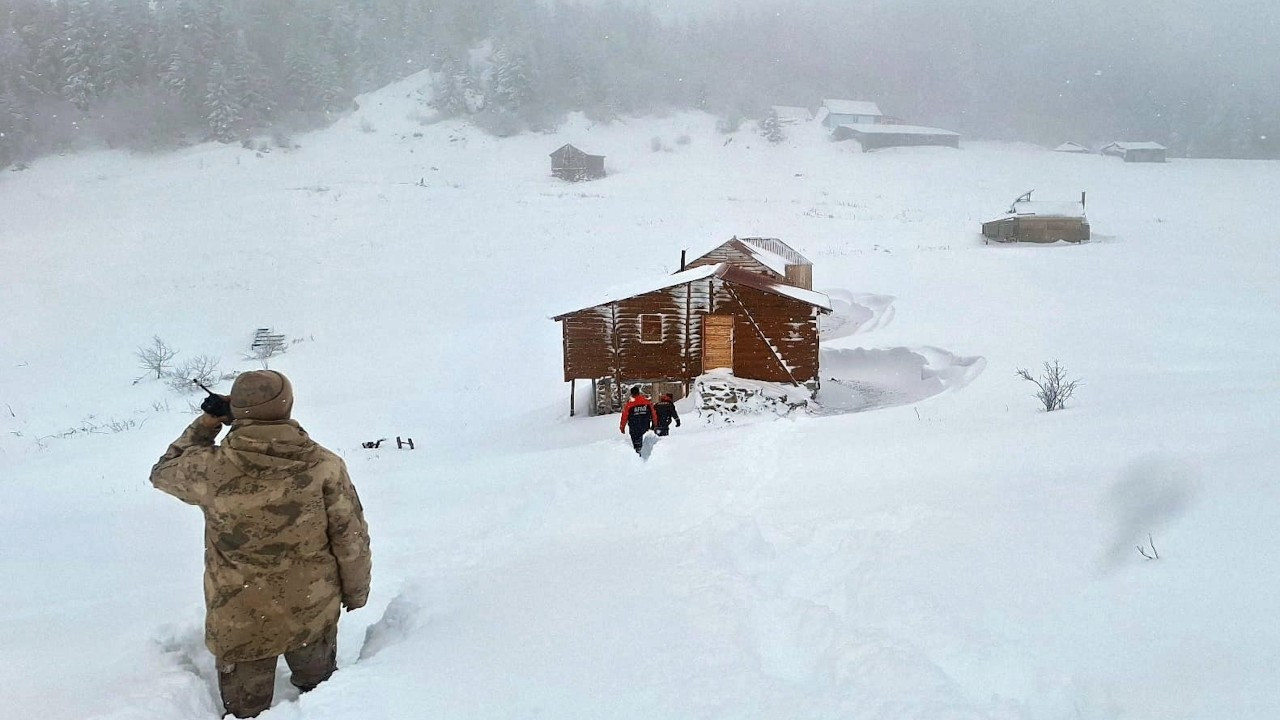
550;143;604;160
822;99;883;117
836;123;959;137
551;263;830;320
1054;141;1091;152
1103;141;1166;151
687;237;811;277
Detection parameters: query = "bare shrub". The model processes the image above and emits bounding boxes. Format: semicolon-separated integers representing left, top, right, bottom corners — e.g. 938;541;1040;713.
166;355;235;393
1016;360;1081;411
359;118;377;133
136;336;178;380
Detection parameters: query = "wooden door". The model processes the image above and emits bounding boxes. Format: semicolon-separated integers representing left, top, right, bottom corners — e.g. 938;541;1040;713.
702;315;734;373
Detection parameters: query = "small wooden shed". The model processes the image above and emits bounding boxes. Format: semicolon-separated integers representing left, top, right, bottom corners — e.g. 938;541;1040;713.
553;263;832;415
982;190;1090;244
819;99;883;128
1101;142;1166;163
550;144;606;181
833;123;960;151
684;236;814;290
771;105;814;125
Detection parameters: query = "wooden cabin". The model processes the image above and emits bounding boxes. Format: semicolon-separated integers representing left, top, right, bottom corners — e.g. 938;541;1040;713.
684;236;814;290
550;144;606;181
982;190;1090;244
1101;142;1166;163
553;263;832;415
819;99;883;128
833;123;960;151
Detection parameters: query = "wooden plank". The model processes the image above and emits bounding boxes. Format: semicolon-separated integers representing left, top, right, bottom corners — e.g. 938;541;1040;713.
702;315;734;372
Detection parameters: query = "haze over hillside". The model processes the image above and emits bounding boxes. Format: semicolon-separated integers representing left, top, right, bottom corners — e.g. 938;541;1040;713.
2;0;1278;170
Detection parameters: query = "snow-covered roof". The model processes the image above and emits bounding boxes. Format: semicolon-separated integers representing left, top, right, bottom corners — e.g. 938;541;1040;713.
552;263;831;319
686;237;810;277
1007;201;1086;219
836;124;959;137
552;264;720;319
1104;141;1166;151
739;237;812;268
721;266;832;312
990;191;1086;220
771;106;813;122
1054;142;1091;153
822;99;883;117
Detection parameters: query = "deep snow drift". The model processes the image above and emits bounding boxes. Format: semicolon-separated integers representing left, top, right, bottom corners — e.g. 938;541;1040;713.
3;72;1279;719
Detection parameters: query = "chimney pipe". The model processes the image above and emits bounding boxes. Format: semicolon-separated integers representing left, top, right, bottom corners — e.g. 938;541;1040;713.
1081;191;1087;208
680;250;686;272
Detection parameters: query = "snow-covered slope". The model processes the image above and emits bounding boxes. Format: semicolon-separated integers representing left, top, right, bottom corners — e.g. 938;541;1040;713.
3;71;1279;719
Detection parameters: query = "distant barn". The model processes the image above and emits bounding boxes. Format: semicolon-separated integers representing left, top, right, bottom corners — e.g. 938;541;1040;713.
770;105;814;125
982;190;1090;244
1054;142;1092;153
1101;142;1166;163
550;144;606;181
684;236;814;290
833;124;960;151
818;99;883;128
553;263;832;415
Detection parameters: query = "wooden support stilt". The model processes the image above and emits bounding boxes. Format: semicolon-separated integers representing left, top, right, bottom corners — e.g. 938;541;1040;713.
570;379;576;417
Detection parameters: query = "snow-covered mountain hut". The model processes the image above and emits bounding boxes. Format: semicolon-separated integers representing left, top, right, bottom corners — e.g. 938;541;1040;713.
981;190;1090;244
1054;141;1092;153
552;264;832;415
683;236;814;290
832;123;960;151
770;106;813;125
550;144;606;181
1101;141;1166;163
819;99;883;128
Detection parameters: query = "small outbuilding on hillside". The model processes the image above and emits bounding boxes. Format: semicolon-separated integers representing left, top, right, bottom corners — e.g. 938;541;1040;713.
833;123;960;151
982;190;1090;244
770;106;813;125
819;99;883;128
1101;142;1167;163
553;263;832;415
550;144;606;181
1054;142;1092;153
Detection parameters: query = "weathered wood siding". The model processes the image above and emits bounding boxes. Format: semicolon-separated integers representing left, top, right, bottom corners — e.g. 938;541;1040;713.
559;275;822;410
982;217;1089;243
685;243;785;281
785;264;813;290
712;280;820;384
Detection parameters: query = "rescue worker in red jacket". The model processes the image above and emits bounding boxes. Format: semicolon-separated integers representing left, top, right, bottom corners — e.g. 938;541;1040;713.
619;386;656;454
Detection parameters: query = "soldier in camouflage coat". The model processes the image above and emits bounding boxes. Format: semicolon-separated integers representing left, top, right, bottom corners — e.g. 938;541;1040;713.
150;370;371;718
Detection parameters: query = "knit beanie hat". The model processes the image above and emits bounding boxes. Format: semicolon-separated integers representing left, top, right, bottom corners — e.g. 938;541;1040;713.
230;370;294;421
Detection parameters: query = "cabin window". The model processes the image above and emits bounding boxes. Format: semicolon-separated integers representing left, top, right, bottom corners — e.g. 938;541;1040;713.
639;314;663;344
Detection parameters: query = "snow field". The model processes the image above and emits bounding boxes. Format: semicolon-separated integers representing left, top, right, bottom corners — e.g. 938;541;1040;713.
3;71;1280;718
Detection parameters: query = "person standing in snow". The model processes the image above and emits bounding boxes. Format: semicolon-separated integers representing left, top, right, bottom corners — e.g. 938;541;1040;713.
150;370;371;718
654;393;681;436
619;385;656;454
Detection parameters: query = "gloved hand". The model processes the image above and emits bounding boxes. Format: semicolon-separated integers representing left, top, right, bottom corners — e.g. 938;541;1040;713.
676;420;682;427
619;427;625;435
200;393;232;421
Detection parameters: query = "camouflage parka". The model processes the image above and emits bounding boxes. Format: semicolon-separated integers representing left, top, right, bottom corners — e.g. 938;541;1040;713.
150;417;371;662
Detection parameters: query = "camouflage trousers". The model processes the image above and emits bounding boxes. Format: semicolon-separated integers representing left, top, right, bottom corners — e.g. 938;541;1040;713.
216;624;338;718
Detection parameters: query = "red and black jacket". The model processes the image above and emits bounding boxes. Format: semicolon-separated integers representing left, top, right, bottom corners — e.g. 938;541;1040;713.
620;395;657;432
